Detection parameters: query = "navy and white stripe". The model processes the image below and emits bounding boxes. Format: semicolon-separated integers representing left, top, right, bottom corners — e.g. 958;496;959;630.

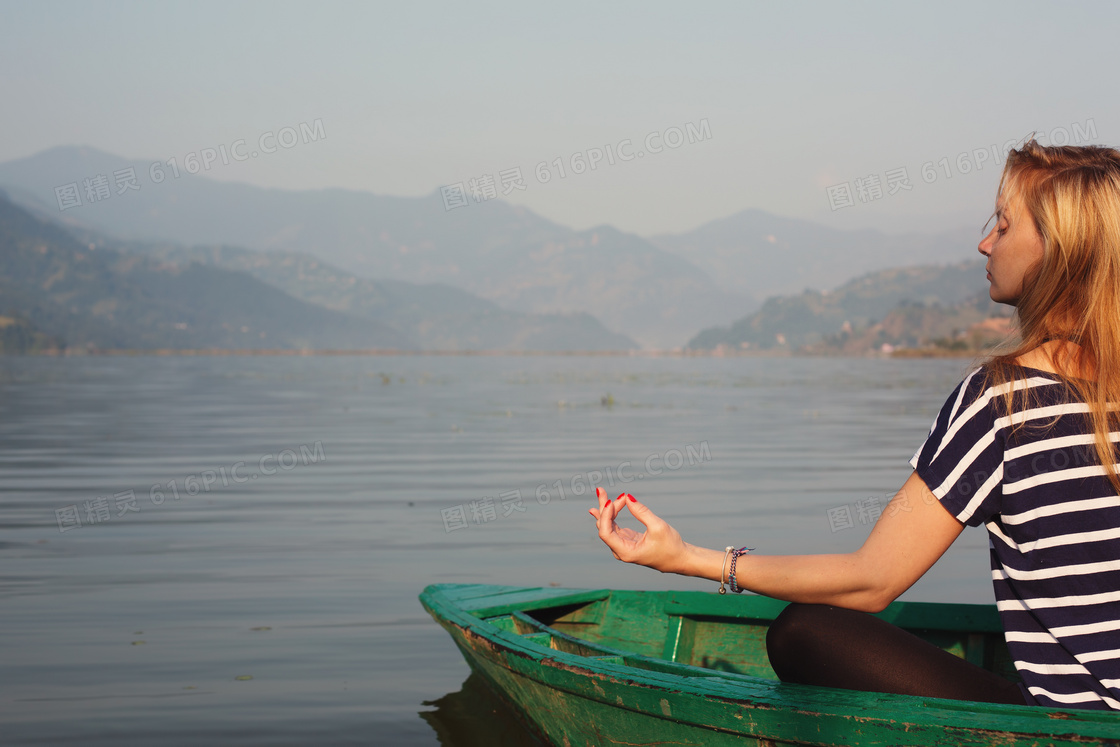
911;365;1120;710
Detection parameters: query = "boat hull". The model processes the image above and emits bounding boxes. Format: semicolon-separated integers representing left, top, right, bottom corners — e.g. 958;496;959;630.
421;583;1120;746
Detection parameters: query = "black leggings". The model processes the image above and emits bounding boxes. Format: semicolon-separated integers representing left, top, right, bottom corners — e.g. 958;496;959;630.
766;603;1028;705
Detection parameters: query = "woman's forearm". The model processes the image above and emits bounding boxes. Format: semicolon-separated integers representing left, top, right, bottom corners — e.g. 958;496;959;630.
673;543;891;612
594;474;964;613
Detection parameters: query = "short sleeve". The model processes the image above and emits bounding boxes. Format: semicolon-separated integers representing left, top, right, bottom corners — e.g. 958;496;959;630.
908;368;1006;527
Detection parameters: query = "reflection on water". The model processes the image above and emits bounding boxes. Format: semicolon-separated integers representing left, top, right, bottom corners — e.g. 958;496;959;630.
420;673;545;747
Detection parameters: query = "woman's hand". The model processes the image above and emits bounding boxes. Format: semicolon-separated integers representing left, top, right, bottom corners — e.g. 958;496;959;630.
589;487;691;575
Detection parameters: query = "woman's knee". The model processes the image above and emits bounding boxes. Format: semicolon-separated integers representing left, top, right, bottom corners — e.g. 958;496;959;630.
766;603;828;679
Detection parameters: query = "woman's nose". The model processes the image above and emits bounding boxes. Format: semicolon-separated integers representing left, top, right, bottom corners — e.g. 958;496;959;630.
978;229;994;256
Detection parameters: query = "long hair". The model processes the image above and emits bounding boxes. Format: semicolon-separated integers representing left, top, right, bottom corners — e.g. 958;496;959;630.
984;139;1120;495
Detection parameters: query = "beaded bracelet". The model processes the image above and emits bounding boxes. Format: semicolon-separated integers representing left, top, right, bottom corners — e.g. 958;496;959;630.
728;547;753;594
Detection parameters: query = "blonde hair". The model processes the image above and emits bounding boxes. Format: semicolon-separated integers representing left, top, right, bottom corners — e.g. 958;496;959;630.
984;139;1120;494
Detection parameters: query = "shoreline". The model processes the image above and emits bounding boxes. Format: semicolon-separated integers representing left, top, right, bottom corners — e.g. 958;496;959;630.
1;347;986;359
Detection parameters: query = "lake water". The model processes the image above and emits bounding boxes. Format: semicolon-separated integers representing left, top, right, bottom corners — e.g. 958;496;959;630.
0;353;995;745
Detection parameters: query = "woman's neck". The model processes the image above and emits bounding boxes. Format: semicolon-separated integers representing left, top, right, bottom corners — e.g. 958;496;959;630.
1016;339;1093;378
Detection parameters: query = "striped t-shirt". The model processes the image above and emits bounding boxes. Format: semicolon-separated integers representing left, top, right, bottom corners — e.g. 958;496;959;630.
910;365;1120;710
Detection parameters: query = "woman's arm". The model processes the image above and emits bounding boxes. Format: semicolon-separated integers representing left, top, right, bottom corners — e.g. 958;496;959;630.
591;471;965;613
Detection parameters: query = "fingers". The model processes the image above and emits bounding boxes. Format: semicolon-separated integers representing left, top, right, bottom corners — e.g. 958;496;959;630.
595;487;612;519
596;488;628;548
619;492;652;528
593;488;635;521
621;494;672;543
596;487;643;555
594;487;613;524
595;487;633;504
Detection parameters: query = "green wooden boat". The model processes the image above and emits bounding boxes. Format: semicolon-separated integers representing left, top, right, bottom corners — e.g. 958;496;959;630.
420;583;1120;746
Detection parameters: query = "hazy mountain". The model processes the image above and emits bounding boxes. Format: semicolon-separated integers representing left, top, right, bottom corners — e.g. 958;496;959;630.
651;208;983;301
0;191;411;351
96;240;639;352
0;146;754;348
687;260;1004;351
0;189;637;352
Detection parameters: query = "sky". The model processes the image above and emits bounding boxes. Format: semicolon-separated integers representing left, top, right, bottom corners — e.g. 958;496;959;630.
0;0;1116;237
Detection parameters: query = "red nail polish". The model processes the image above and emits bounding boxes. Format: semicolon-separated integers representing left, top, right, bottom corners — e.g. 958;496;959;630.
628;495;636;502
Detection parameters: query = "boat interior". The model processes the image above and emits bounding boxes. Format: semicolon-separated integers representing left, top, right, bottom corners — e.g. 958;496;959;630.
476;588;1020;684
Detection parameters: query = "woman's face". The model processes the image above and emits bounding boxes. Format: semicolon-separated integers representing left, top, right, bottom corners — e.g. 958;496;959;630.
978;192;1045;306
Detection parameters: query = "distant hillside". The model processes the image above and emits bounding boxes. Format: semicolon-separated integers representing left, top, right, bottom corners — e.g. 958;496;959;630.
0;146;753;348
0;313;60;353
687;261;1011;353
0;191;637;353
650;208;980;300
806;298;1014;356
0;191;411;352
106;241;639;352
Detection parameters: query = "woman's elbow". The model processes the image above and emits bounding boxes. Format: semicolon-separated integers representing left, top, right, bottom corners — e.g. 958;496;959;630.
855;595;892;614
845;555;909;612
845;584;901;614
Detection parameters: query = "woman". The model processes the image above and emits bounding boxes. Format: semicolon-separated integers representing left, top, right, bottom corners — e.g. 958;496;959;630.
591;139;1120;710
